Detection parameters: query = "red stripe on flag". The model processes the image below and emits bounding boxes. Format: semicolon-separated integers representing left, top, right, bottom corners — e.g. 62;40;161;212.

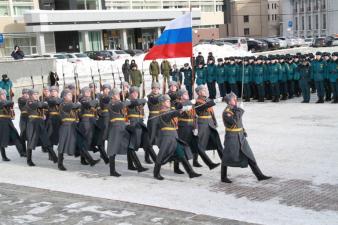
144;42;192;60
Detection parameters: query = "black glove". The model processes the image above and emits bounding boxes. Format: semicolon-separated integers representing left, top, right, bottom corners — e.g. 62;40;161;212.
244;132;248;137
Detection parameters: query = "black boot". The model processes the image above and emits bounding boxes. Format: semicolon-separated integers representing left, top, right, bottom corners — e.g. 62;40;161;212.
26;148;35;166
58;153;67;171
316;97;324;103
0;147;10;161
153;163;164;180
98;146;109;164
180;157;201;178
145;147;157;164
221;166;232;183
249;162;272;181
80;156;89;165
127;151;137;170
81;151;100;166
129;151;148;172
198;150;220;170
144;152;153;164
109;156;121;177
192;153;202;167
15;139;26;157
174;161;185;174
47;146;58;163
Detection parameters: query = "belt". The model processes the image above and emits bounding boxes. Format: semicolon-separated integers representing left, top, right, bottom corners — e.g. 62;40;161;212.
101;109;109;113
226;128;243;132
160;127;177;131
199;116;212;119
81;114;95;118
110;118;126;122
29;115;44;119
127;114;144;118
178;118;194;122
21;111;28;114
62;118;76;122
49;112;60;116
0;115;11;118
149;111;160;114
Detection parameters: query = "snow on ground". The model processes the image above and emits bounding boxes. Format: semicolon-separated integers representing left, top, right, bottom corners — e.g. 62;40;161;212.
1;99;338;225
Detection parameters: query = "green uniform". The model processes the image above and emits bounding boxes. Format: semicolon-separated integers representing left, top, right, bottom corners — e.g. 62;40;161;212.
130;69;142;87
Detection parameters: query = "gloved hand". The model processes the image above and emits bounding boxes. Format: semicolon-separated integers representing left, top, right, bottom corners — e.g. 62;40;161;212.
193;129;198;136
182;105;192;111
214;97;223;103
190;99;196;104
144;97;148;102
244;132;248;137
239;101;244;109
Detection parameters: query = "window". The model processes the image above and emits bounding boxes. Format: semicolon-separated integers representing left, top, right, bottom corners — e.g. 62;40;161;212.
268;14;270;21
0;2;10;16
302;16;304;30
295;17;298;30
322;0;326;9
243;15;249;23
315;14;319;29
268;3;269;9
308;15;311;29
12;0;34;16
244;28;250;36
322;14;326;29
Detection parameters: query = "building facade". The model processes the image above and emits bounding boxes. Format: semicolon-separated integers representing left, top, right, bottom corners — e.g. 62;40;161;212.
281;0;338;38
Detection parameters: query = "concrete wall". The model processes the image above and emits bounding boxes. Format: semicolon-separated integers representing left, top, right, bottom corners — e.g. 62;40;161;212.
193;28;220;44
0;58;56;99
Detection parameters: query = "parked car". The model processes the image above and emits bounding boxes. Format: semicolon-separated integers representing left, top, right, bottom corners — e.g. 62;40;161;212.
43;53;68;63
331;37;338;46
304;38;314;46
218;37;248;51
125;49;144;57
246;38;268;52
105;49;130;60
272;37;287;48
85;51;112;60
65;53;92;63
312;36;333;47
257;38;280;50
295;38;306;47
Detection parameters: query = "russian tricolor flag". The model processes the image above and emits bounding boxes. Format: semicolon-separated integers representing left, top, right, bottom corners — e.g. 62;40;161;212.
144;12;192;60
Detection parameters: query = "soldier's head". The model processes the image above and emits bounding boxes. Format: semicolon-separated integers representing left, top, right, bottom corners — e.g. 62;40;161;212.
50;86;59;97
81;87;91;97
152;59;156;63
0;89;6;101
63;89;73;103
29;89;39;101
217;58;223;65
151;82;160;95
177;89;189;101
125;59;129;64
129;86;139;99
315;52;322;60
169;81;178;92
102;83;111;96
225;92;237;107
332;52;338;61
160;94;171;109
198;62;203;68
89;83;96;92
111;88;120;101
195;85;208;97
1;74;9;81
43;87;50;97
229;57;235;64
67;84;76;95
22;88;30;99
184;63;189;69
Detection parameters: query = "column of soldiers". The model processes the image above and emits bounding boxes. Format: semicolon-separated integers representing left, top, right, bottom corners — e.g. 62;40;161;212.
0;75;272;183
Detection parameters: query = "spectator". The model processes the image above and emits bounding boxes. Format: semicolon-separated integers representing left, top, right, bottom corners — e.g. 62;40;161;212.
11;45;24;60
0;74;13;100
49;72;59;86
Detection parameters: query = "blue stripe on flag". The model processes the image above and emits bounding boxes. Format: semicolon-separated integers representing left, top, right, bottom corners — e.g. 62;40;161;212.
155;27;192;45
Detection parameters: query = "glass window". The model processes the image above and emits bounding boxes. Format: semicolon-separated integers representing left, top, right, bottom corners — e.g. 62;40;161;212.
302;16;304;30
315;14;318;29
244;28;250;36
243;15;249;23
0;2;10;16
308;16;311;29
322;14;326;29
89;31;101;51
77;0;99;9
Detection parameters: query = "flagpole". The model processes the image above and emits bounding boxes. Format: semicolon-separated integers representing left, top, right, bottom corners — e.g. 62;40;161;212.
190;7;195;100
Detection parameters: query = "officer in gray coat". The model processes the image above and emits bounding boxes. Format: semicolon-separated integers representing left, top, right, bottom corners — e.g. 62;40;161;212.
221;92;271;183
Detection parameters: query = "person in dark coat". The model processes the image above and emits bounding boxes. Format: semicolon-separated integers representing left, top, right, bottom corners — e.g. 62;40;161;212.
46;86;62;148
153;95;201;180
221;92;271;183
0;89;25;161
11;45;24;60
18;88;30;154
122;59;131;83
96;83;111;151
126;86;157;168
25;89;58;166
57;89;100;171
49;72;59;86
176;89;220;173
298;57;312;103
78;87;109;164
195;52;205;67
194;85;223;161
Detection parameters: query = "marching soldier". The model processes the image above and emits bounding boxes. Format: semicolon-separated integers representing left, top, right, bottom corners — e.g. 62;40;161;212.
26;89;58;166
46;86;62;149
126;86;157;168
194;85;223;160
120;81;130;100
147;82;162;149
97;83;112;151
18;88;30;153
40;86;50;101
153;94;201;180
0;89;25;161
221;92;271;183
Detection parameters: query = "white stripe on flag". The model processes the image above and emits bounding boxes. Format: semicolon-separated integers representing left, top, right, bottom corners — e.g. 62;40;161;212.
163;12;192;31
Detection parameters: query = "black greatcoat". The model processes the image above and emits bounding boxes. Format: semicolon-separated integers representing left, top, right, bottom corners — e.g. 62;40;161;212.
0;101;23;149
107;100;131;156
195;97;223;152
18;97;28;141
26;100;50;149
156;109;193;165
222;106;256;168
146;93;162;145
46;97;62;145
97;94;111;145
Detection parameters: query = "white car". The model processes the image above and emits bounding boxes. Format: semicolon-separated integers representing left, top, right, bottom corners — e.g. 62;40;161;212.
65;53;92;63
218;37;248;52
273;37;288;49
304;38;314;46
43;53;68;63
105;50;130;61
295;38;306;46
331;37;338;46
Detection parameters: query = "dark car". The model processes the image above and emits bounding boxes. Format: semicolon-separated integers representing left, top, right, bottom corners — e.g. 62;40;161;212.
125;49;144;57
246;39;268;52
85;51;112;60
257;38;280;50
312;36;333;47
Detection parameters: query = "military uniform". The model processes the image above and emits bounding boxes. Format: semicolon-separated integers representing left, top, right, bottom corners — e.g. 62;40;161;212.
130;69;142;87
149;60;160;83
161;60;171;88
206;62;217;99
46;95;62;146
327;53;338;103
147;91;162;145
227;62;239;96
298;60;312;103
181;65;194;99
311;54;325;103
216;60;226;99
269;61;281;102
18;89;29;153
